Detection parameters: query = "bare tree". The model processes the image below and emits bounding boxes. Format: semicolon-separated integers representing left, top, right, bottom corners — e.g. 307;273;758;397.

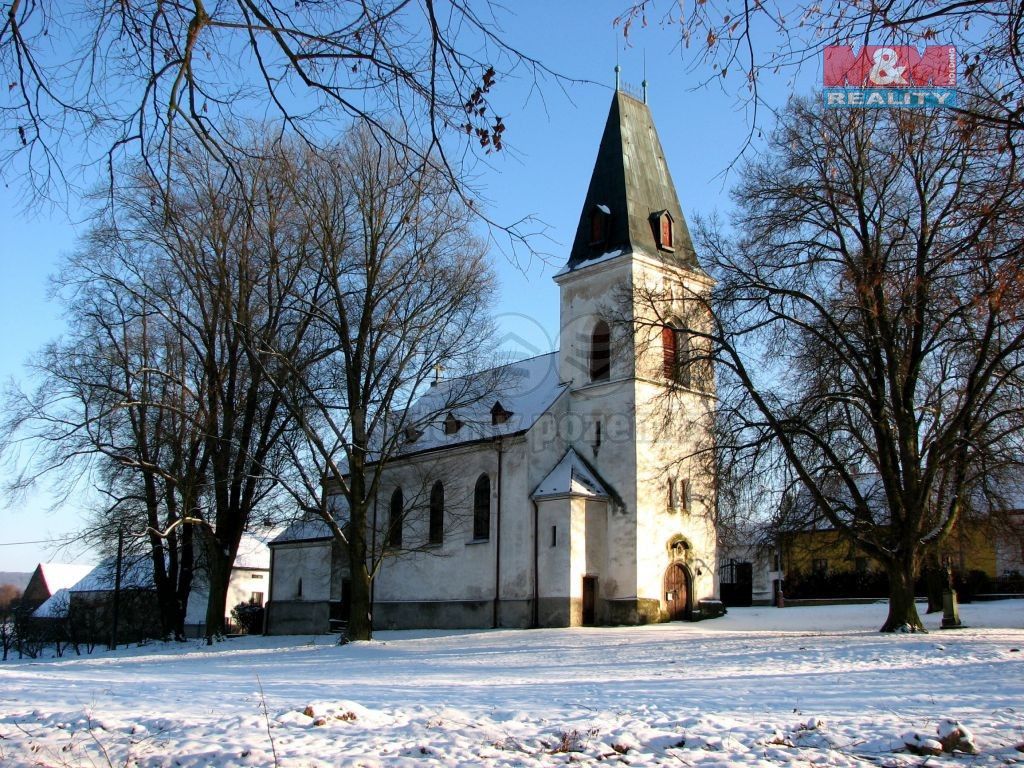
617;1;1023;150
258;125;498;642
689;98;1024;632
3;135;322;640
2;250;208;640
1;0;555;241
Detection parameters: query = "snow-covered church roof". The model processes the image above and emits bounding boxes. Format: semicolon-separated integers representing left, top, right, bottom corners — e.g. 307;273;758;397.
396;352;566;453
532;448;613;500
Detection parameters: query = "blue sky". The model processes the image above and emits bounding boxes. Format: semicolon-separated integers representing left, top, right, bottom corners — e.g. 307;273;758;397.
0;2;812;571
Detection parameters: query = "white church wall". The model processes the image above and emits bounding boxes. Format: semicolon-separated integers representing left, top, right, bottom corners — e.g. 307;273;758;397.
369;431;558;627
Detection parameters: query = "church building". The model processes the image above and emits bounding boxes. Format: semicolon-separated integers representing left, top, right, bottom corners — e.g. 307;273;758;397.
266;86;720;632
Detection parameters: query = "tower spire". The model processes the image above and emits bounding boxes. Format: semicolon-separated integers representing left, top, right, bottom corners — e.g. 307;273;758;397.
565;91;700;272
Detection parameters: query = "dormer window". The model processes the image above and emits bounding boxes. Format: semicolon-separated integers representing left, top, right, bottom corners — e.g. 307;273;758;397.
404;426;422;443
651;210;674;252
491;401;512;426
589;204;611;246
443;412;462;435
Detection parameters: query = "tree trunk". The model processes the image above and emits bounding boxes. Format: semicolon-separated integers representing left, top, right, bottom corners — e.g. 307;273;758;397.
880;561;925;632
203;538;233;642
346;560;373;642
344;502;372;641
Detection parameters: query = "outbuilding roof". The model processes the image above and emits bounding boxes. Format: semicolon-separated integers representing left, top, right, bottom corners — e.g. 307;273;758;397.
34;563;94;594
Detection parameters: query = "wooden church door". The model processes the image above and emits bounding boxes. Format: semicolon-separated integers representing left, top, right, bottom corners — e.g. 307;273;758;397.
582;576;597;625
664;564;691;621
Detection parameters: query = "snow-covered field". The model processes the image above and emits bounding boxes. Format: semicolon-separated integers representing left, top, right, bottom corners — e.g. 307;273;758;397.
1;602;1022;767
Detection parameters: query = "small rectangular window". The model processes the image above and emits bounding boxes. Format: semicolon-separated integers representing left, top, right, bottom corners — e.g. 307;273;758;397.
551;525;557;547
812;558;828;574
251;591;264;605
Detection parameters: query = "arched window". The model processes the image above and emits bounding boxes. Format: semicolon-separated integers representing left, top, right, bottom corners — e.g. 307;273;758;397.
473;474;491;541
388;487;403;548
662;324;691;387
590;320;611;382
429;481;444;546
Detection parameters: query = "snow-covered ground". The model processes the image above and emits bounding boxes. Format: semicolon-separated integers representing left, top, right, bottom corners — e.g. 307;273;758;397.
1;601;1022;767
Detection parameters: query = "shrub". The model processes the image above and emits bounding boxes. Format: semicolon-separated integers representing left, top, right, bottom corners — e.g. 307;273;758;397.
231;601;264;635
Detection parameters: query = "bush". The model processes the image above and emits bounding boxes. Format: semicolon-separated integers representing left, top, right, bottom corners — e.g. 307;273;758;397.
231;601;264;635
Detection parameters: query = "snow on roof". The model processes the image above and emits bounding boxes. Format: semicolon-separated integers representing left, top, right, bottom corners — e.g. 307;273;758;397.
32;588;71;619
234;534;271;570
532;448;612;500
37;563;94;594
272;515;338;545
397;352;566;453
273;493;350;545
554;247;632;278
70;555;158;593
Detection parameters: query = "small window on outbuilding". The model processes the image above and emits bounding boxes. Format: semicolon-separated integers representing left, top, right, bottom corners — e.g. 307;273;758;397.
812;558;828;574
651;210;675;252
589;204;611;246
491;401;512;426
443;412;462;435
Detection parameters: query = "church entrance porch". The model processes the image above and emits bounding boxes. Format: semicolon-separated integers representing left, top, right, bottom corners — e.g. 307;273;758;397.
664;563;692;621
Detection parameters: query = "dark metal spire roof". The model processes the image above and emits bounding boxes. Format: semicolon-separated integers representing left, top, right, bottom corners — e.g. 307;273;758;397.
566;90;701;272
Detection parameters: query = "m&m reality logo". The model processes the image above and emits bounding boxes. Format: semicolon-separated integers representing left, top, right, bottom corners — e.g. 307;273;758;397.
823;45;957;108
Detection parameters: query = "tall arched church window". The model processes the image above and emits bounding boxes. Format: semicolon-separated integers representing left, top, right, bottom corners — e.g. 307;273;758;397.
662;324;691;387
429;481;444;546
590;320;611;382
473;474;491;541
388;487;403;548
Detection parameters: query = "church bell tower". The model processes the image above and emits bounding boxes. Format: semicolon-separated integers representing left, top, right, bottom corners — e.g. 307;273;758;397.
552;85;719;623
